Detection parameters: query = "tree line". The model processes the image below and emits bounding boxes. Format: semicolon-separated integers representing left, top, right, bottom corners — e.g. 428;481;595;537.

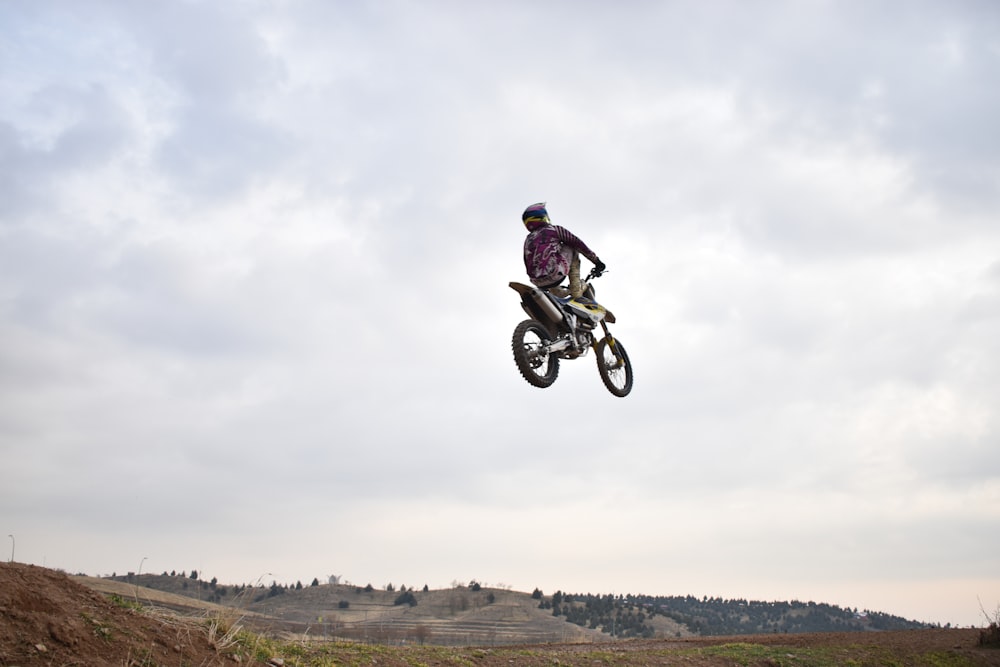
535;591;933;637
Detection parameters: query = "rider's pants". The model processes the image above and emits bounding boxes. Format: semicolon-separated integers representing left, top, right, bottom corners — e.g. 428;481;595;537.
568;254;583;298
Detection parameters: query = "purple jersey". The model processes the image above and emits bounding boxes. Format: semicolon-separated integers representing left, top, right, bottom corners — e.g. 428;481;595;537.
523;224;599;287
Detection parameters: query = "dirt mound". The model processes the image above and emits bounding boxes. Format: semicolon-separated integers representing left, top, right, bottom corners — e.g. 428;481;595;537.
0;562;265;666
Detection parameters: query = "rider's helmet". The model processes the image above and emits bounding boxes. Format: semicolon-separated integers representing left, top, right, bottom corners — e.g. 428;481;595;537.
522;202;549;230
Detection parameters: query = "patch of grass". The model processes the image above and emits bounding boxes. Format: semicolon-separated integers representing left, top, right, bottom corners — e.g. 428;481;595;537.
203;610;282;664
123;645;158;667
561;649;630;666
108;593;144;611
403;646;476;667
689;643;801;666
682;642;977;667
80;612;115;642
142;625;989;667
921;651;986;667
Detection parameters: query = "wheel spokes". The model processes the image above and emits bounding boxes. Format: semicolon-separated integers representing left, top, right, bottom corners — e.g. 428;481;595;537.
523;335;547;369
602;348;626;388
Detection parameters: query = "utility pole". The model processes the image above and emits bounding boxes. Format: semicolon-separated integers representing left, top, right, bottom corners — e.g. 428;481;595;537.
134;556;148;604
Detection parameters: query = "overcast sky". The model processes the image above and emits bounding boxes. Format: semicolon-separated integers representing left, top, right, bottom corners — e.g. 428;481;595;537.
2;1;999;629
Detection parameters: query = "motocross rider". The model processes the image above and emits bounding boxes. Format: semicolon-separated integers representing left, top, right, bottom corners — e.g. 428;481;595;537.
522;202;606;300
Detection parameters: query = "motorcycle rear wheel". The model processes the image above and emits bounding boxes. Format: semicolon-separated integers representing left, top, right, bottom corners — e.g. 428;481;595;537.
596;336;633;397
512;319;559;388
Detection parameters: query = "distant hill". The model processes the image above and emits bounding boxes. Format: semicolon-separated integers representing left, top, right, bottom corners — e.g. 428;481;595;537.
91;571;934;645
96;573;611;645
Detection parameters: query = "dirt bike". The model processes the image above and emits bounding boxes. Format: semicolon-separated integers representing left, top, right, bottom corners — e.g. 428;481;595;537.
509;268;634;397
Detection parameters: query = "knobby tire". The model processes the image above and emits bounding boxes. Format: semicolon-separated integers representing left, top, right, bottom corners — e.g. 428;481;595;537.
512;319;559;388
596;336;633;397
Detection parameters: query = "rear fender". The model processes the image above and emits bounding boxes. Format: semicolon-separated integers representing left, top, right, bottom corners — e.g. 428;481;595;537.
508;281;533;296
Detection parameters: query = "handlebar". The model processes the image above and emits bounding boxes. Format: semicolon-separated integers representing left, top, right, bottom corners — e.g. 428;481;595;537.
586;267;607;281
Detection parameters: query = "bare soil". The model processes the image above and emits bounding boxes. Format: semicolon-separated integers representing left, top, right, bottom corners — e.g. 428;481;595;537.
2;562;998;666
0;562;270;666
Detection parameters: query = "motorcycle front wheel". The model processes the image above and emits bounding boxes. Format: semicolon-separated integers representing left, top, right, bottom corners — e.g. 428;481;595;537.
596;336;633;397
512;319;559;388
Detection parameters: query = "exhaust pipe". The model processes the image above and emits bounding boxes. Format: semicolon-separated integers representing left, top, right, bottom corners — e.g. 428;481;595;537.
528;288;563;323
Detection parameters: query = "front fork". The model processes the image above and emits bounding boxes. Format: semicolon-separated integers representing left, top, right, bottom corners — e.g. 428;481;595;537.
593;321;625;369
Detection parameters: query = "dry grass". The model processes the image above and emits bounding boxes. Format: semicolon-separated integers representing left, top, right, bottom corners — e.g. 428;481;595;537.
979;601;1000;648
72;574;230;613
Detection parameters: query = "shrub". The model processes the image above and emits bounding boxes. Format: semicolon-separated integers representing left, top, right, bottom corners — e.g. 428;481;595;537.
394;590;417;607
